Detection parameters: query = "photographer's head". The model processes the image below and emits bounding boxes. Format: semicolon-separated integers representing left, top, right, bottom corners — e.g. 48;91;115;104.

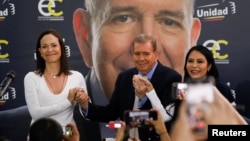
73;0;201;99
29;118;63;141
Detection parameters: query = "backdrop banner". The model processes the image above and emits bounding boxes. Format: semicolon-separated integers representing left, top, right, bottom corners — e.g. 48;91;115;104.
0;0;249;141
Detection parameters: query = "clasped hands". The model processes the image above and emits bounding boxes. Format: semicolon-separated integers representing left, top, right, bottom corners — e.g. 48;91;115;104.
68;87;90;110
133;74;153;99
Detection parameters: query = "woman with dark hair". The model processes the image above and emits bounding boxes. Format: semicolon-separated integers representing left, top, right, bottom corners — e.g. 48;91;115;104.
170;45;236;133
24;29;87;138
183;45;235;103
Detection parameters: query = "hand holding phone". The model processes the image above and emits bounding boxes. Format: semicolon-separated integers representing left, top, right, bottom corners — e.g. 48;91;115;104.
185;80;214;134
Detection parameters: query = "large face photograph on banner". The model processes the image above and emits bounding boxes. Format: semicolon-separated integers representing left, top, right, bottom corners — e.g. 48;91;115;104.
0;0;250;141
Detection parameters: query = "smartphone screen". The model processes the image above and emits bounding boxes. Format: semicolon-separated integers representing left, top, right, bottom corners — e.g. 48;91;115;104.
124;110;157;128
172;82;188;100
62;126;73;136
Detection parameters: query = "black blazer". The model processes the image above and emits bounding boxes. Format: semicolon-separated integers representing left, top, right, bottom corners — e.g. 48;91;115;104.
215;80;235;103
87;61;182;141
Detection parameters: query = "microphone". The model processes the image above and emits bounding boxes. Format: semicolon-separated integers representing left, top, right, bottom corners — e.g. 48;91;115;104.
0;71;16;98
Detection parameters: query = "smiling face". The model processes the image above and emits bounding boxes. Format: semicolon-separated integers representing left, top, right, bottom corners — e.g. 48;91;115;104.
74;0;200;99
186;50;211;80
132;41;158;74
39;34;61;64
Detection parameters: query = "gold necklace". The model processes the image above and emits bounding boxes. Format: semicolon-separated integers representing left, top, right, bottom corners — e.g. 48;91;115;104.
44;74;66;94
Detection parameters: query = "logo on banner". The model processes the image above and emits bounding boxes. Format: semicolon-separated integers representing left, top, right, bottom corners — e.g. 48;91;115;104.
203;39;229;64
195;0;236;22
0;87;16;106
0;39;10;63
0;0;16;22
63;38;71;57
37;0;64;21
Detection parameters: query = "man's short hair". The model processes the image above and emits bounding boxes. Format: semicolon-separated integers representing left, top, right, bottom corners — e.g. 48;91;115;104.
131;34;157;52
29;118;63;141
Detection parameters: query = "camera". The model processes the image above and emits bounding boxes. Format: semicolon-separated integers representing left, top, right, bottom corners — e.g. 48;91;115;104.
124;110;157;128
62;126;73;136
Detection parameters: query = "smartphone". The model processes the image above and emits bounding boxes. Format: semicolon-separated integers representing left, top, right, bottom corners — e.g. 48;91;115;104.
124;110;157;128
185;80;214;134
62;126;73;136
172;82;188;100
185;81;214;105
